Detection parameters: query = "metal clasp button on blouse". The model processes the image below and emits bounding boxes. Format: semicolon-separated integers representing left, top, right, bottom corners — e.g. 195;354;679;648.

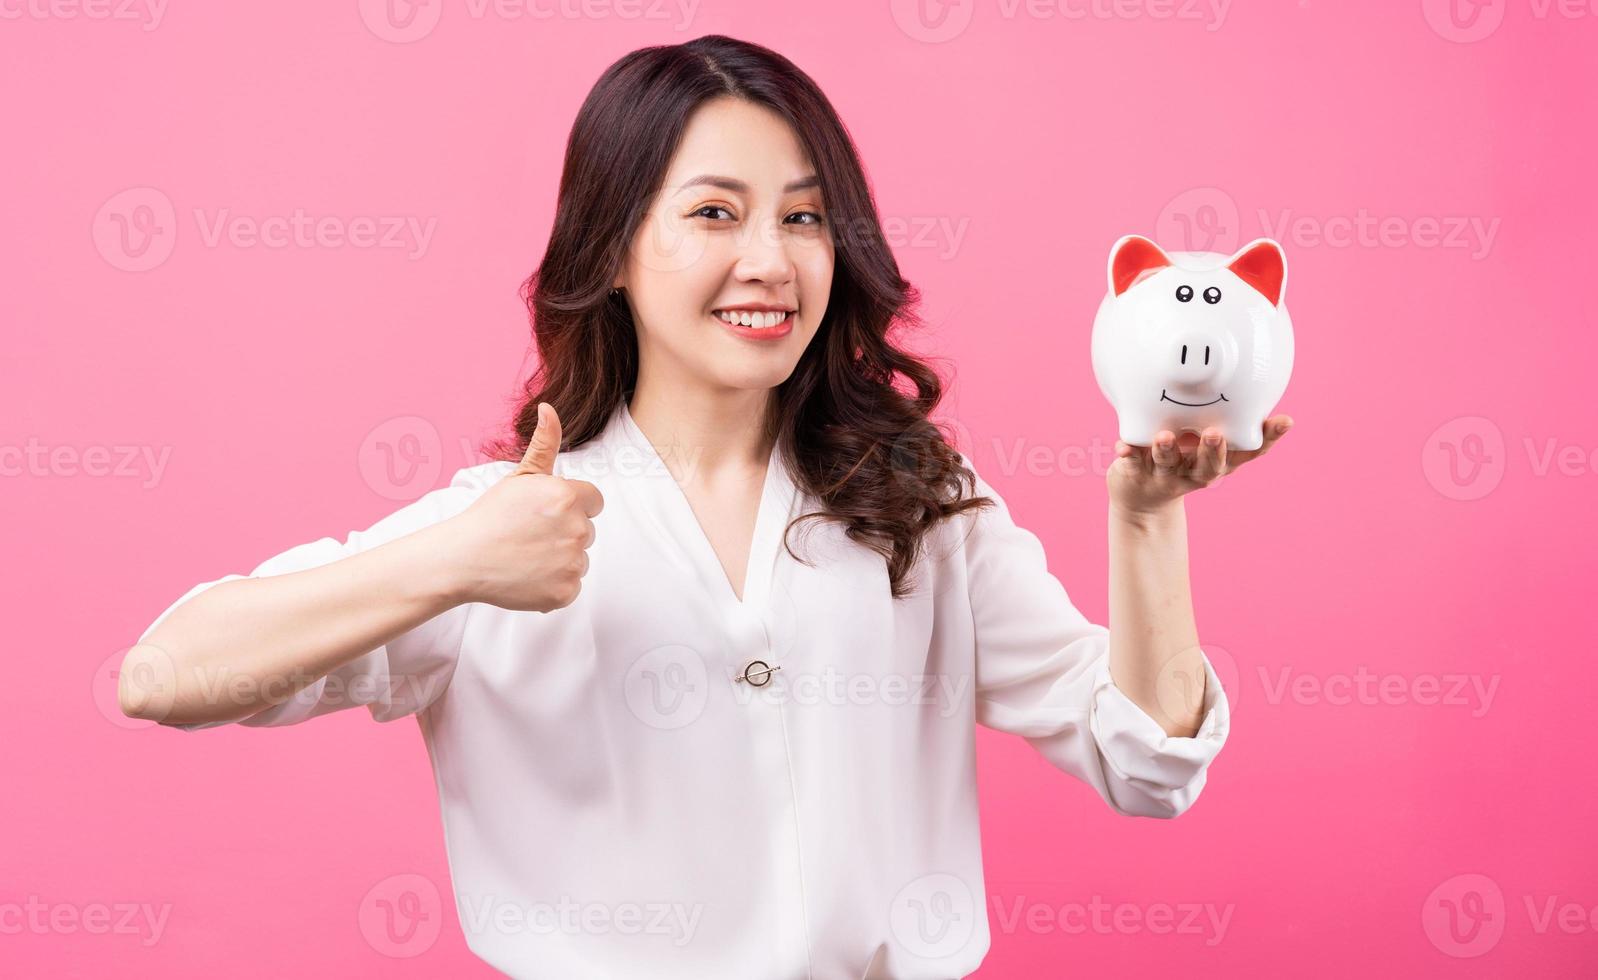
737;660;780;687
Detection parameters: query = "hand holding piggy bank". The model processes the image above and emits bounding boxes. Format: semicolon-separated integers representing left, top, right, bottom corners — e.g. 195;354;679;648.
1091;235;1293;452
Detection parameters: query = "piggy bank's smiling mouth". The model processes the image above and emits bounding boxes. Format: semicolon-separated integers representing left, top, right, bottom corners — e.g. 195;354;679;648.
1160;389;1229;407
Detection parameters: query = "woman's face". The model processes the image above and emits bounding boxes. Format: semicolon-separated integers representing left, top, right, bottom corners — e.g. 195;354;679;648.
616;96;834;396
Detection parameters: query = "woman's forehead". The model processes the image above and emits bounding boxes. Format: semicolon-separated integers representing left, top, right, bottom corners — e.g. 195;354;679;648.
663;101;816;191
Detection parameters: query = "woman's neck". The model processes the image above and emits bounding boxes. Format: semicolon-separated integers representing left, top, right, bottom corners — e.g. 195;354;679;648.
626;381;776;483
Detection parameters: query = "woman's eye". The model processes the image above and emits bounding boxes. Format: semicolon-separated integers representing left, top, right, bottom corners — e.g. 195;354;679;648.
686;206;824;227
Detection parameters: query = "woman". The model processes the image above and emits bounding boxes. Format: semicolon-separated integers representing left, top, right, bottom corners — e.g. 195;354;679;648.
124;34;1290;979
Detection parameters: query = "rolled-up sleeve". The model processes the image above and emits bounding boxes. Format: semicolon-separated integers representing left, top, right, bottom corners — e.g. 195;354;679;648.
138;465;497;731
957;455;1231;818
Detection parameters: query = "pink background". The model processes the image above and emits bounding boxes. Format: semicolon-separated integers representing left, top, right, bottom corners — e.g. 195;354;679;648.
4;1;1594;975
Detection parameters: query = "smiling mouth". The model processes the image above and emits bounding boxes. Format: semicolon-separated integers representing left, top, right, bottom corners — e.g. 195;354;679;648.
1160;389;1229;407
712;308;796;329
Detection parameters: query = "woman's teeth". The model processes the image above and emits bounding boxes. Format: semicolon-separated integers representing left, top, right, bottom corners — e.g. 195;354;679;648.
715;309;791;328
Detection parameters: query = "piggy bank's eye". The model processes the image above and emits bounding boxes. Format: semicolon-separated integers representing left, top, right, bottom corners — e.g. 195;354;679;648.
1175;285;1194;303
1203;286;1222;304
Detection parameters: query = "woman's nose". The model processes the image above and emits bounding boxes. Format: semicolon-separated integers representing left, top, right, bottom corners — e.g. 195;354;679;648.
733;216;797;282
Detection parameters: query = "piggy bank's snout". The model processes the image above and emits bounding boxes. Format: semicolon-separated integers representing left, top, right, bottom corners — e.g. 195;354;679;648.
1162;331;1226;387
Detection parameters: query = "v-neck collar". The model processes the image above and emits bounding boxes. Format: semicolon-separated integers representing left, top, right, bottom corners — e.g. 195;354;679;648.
604;398;798;613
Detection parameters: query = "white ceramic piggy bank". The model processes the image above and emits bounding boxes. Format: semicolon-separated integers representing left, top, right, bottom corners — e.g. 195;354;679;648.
1090;235;1293;451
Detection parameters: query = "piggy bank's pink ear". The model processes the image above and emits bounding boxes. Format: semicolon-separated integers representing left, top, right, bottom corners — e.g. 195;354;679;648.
1108;235;1172;296
1227;239;1287;306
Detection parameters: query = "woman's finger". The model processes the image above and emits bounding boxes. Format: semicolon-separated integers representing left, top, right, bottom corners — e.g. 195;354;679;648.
1227;415;1293;468
1149;430;1182;471
1191;428;1227;483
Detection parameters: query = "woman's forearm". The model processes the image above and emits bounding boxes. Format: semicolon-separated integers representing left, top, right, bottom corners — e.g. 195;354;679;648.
121;520;467;726
1106;500;1207;738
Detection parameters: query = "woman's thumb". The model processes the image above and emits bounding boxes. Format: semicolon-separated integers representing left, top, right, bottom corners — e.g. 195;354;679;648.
517;402;561;475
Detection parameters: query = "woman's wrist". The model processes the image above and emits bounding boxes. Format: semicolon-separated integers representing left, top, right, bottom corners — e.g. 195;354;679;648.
413;518;480;608
1109;498;1185;534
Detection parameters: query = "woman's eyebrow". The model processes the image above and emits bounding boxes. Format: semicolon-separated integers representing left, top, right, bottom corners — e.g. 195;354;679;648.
675;174;821;194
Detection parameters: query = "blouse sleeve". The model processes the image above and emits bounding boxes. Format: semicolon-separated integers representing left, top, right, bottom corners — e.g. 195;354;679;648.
138;465;500;731
956;454;1231;818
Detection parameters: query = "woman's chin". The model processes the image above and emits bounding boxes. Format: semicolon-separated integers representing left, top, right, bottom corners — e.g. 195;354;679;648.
698;358;801;392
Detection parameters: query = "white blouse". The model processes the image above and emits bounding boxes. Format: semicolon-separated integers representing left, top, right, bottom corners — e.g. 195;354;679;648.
142;398;1231;979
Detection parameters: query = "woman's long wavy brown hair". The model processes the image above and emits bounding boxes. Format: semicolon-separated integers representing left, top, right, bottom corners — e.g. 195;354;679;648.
482;34;992;599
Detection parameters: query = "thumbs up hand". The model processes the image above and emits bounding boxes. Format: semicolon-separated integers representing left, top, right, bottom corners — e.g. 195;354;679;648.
446;403;605;612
